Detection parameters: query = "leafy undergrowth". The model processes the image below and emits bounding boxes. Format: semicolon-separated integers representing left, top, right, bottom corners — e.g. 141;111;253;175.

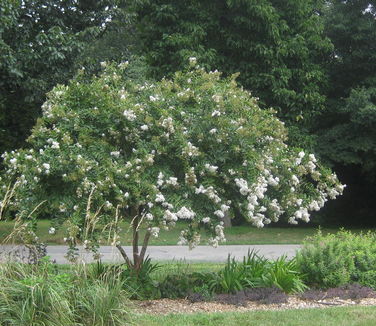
297;230;376;289
0;259;131;326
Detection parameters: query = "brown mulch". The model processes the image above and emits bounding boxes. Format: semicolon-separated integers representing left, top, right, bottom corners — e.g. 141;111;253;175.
134;297;376;315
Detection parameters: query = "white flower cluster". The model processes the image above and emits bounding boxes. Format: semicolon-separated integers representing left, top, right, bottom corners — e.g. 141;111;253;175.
47;138;60;149
182;142;199;157
204;163;218;174
166;177;178;186
185;167;197;185
160;117;175;134
195;184;221;203
177;230;201;249
208;223;226;248
176;206;195;220
189;57;197;65
235;178;250;196
123;109;136;121
110;151;120;158
150;227;160;238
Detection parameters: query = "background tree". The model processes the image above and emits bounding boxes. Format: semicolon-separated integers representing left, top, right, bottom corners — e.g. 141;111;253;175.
0;0;132;155
1;62;343;270
132;0;333;146
314;0;376;225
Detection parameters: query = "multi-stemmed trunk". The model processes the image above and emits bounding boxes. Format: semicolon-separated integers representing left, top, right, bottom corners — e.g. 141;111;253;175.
115;205;151;273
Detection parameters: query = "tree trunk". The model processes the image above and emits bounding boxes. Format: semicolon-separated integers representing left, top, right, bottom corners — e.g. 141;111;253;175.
132;205;140;269
115;205;152;272
223;210;232;228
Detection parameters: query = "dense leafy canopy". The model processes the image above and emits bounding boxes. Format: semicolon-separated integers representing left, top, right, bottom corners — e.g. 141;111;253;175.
0;0;129;154
318;0;376;166
311;1;376;224
133;0;332;130
0;0;374;229
1;62;343;263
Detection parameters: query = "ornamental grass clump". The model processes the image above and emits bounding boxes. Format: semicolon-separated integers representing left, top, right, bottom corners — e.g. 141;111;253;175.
0;260;130;326
1;58;344;271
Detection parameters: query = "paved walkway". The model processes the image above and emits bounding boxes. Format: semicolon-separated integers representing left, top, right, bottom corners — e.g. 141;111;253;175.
0;244;301;264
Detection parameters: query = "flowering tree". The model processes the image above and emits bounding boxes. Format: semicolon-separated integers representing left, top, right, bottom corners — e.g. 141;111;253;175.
0;59;344;270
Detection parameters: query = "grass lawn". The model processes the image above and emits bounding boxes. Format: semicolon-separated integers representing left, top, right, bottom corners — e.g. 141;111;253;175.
0;219;374;245
134;306;376;326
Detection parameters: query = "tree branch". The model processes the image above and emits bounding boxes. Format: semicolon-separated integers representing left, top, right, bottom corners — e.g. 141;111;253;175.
132;206;139;266
139;229;151;265
115;244;133;268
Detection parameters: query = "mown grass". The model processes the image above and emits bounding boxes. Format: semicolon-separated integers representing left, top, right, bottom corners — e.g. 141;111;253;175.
0;219;374;245
134;306;376;326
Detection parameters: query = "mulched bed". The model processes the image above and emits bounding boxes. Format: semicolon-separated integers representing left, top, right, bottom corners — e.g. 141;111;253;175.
134;284;376;315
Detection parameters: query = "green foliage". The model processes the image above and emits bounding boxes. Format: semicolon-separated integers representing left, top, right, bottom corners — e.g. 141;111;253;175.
1;62;343;264
0;259;130;326
133;0;332;130
209;256;250;293
312;1;376;224
206;251;306;294
260;256;308;294
296;229;376;288
318;87;376;178
324;0;376;99
159;251;306;297
159;272;207;299
79;258;161;300
317;1;376;171
122;256;161;299
0;0;132;154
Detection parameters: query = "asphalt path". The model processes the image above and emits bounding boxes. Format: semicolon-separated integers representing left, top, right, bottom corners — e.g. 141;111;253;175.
0;244;301;264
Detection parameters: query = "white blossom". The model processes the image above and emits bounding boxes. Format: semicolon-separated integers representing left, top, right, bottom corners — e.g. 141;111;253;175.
163;210;178;222
189;57;197;65
176;206;195;220
150;227;160;238
155;193;165;203
140;124;149;131
123;109;136;121
145;213;154;221
214;210;225;218
202;217;211;224
205;163;218;173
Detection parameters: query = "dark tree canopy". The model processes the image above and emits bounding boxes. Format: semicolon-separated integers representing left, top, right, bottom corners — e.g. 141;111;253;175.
317;0;376;172
133;0;332;131
314;0;376;225
0;0;130;154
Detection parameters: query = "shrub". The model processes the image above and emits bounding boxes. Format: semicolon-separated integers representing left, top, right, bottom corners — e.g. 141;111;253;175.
159;272;206;298
1;59;344;271
191;251;306;295
296;230;376;288
0;259;131;326
220;253;306;294
260;256;308;294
